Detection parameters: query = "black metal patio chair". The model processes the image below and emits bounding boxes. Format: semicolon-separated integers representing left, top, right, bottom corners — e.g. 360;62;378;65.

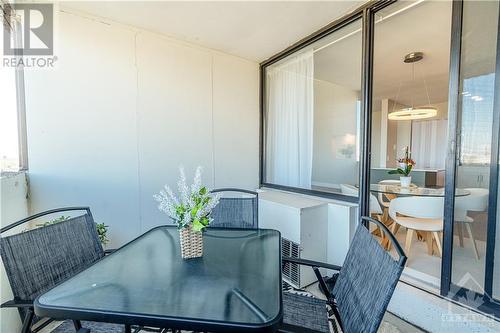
0;207;129;333
209;188;258;229
280;216;407;333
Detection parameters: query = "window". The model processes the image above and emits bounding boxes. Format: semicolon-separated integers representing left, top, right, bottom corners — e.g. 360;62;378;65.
0;62;26;171
459;73;495;165
262;18;363;196
0;67;20;172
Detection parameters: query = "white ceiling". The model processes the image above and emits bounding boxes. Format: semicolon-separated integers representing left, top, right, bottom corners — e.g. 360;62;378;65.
60;1;363;62
314;0;499;109
314;0;453;108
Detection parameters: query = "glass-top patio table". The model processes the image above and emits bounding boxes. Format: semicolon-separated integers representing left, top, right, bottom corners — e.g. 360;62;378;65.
34;226;282;333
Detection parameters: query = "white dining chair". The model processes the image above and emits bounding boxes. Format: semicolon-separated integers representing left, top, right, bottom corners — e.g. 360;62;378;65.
340;184;383;217
454;188;488;260
389;196;444;257
377;179;401;210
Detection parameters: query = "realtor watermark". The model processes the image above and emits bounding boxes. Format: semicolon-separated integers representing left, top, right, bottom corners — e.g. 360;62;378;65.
441;273;499;328
2;3;57;68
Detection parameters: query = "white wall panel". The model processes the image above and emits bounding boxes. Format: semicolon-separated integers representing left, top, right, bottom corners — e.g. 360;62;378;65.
25;12;140;246
212;54;259;190
136;33;214;231
24;10;260;246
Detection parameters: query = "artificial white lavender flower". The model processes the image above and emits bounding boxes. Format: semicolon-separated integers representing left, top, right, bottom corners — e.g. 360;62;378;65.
153;184;179;220
154;165;220;231
191;166;203;194
197;193;221;219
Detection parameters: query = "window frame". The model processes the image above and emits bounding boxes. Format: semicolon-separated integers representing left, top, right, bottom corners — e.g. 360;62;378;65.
15;57;28;171
3;15;28;172
259;1;388;203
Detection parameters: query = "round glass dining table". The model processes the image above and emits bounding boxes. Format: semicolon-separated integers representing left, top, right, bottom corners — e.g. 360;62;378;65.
370;184;470;197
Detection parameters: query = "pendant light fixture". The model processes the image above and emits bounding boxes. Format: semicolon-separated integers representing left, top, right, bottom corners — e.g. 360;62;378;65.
388;52;438;120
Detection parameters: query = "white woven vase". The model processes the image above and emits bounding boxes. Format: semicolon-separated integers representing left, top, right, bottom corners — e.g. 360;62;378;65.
179;226;203;259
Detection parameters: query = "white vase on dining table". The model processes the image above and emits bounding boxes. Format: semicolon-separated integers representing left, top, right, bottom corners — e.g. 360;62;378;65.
400;176;411;188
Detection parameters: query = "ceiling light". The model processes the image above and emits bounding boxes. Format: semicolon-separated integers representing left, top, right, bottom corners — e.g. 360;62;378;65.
388;107;438;120
389;52;437;121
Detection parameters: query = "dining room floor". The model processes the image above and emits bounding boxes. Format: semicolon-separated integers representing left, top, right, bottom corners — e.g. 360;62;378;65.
388;227;487;295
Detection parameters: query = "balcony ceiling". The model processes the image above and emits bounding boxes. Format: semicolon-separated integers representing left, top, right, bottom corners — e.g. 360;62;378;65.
61;1;362;62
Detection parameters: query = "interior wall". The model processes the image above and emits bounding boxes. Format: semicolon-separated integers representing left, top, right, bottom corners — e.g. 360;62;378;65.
372;100;448;168
386;100;399;168
312;79;359;188
24;9;259;246
371;106;381;168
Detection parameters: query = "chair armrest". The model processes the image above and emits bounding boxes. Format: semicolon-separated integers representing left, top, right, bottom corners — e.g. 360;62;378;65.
104;249;116;255
1;299;33;308
282;257;340;301
283;256;342;271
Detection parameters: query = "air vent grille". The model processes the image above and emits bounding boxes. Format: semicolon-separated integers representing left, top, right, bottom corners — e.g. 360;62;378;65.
282;238;301;287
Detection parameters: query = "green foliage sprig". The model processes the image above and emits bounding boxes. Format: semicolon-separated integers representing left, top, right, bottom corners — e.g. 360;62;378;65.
36;215;109;246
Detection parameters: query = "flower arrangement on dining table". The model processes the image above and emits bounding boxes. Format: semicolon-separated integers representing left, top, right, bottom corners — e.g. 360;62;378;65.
388;146;416;187
154;166;220;258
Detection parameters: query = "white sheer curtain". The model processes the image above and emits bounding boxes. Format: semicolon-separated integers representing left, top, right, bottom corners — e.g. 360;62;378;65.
411;119;447;169
265;51;314;188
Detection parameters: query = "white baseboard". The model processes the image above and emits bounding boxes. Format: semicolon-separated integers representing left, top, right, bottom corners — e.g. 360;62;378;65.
311;181;341;189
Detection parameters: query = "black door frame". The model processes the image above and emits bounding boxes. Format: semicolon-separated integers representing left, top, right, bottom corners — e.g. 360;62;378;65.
442;0;500;314
441;0;463;297
484;3;500;303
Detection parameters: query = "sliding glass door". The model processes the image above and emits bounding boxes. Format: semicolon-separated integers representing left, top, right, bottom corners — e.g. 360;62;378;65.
447;0;500;304
260;0;500;316
366;0;500;309
369;0;452;291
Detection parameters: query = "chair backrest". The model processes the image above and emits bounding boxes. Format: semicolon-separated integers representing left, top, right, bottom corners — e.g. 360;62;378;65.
389;196;444;220
456;188;489;213
377;179;400;204
340;184;358;196
0;207;104;303
340;184;382;215
332;217;406;333
209;188;258;229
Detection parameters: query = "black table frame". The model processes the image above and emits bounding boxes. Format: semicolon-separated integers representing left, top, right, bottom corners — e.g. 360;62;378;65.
34;226;283;333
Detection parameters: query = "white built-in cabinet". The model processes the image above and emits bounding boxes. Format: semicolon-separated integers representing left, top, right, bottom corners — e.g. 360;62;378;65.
258;189;358;288
456;166;490;188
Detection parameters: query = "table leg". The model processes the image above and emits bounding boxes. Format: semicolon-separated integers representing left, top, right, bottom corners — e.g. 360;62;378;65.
457;223;464;247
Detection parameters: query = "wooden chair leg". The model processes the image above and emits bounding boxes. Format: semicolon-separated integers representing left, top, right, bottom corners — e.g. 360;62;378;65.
465;223;480;260
385;222;400;251
432;232;443;257
425;232;434;255
405;229;414;256
457;223;464;247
